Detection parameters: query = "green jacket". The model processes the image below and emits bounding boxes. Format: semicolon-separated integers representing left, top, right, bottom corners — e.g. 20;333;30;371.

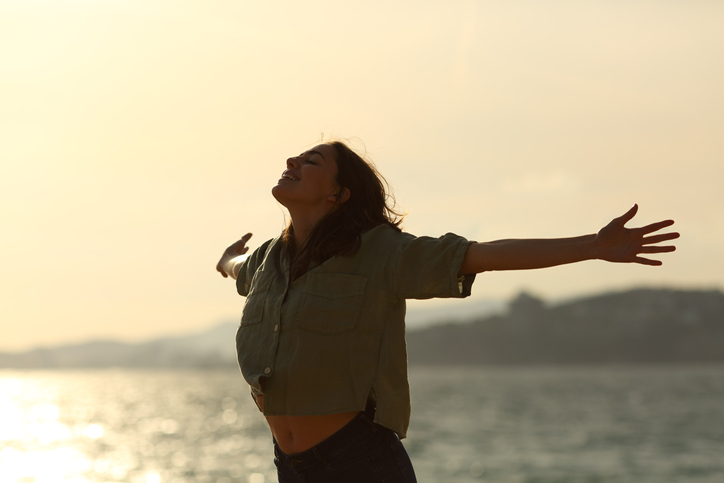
236;224;475;438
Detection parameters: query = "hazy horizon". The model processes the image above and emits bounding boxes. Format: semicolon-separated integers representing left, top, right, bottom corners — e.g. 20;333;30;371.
2;0;723;351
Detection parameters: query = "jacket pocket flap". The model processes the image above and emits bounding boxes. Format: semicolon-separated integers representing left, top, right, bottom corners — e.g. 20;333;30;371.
303;273;367;299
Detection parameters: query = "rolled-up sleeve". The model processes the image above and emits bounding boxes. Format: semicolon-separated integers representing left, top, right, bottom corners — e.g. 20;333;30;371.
392;232;476;300
236;239;274;297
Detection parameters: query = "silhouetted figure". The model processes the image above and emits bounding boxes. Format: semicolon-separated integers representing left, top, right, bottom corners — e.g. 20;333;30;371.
217;140;678;482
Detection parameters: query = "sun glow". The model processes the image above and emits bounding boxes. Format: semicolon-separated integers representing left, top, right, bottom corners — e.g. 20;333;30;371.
0;447;93;483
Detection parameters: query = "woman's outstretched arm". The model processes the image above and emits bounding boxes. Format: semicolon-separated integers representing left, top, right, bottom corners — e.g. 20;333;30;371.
458;205;679;276
216;233;253;279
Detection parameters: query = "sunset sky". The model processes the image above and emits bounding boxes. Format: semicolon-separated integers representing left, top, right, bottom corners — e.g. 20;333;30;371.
2;0;722;351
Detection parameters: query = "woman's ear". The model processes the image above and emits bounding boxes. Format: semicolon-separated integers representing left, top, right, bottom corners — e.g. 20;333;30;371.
337;187;351;203
328;187;351;203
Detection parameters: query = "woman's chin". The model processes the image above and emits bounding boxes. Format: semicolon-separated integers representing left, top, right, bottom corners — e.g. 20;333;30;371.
271;185;289;206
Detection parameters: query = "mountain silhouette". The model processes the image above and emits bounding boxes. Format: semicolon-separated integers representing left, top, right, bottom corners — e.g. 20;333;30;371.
407;288;724;364
2;288;722;368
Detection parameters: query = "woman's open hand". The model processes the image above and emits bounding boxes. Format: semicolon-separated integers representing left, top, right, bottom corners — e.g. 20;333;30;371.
594;205;679;265
216;233;253;278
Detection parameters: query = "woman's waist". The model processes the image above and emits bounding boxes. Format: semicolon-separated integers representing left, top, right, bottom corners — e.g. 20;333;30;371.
258;393;362;455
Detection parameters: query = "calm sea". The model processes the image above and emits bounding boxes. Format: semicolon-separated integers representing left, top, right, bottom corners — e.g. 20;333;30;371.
1;365;723;483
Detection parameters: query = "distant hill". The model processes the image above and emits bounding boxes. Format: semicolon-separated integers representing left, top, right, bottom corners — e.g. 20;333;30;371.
0;322;239;369
407;288;724;365
1;288;722;369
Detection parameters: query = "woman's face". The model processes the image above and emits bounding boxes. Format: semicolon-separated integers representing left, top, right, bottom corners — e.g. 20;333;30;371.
272;144;341;210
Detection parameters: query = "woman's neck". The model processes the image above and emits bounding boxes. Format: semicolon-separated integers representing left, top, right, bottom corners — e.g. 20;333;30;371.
287;208;328;248
293;227;309;248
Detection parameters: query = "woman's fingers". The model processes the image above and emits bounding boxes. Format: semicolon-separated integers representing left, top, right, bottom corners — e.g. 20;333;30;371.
639;245;677;254
637;219;676;235
616;204;639;225
642;232;680;245
635;256;663;266
235;233;253;253
216;264;229;277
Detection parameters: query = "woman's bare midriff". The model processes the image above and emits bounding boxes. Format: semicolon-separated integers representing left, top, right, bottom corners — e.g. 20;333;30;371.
256;394;361;455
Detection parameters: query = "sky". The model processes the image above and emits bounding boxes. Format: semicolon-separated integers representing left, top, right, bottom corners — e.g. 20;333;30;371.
1;0;723;352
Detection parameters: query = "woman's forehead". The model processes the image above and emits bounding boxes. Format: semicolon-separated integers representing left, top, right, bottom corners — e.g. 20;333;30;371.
298;144;337;165
308;144;335;159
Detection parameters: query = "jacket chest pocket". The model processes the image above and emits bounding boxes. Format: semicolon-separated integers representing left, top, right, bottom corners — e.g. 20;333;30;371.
295;273;367;334
240;270;274;327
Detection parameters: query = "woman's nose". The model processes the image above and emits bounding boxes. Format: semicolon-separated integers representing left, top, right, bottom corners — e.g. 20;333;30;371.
286;157;298;168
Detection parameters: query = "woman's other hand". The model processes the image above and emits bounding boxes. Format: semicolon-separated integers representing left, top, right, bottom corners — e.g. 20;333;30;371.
594;205;679;265
216;233;253;278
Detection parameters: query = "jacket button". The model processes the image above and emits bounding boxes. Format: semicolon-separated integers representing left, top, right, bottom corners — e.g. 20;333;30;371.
264;367;272;375
274;324;279;332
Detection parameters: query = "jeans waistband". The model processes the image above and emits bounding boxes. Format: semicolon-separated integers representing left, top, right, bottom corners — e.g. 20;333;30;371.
274;401;379;472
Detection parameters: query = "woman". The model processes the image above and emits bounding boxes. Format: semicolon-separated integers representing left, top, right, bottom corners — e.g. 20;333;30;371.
216;141;678;482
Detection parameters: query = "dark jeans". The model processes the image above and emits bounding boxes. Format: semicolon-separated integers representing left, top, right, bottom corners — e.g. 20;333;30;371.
273;406;417;483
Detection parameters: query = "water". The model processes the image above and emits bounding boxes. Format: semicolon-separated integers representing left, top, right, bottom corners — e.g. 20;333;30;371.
1;365;723;483
407;365;724;482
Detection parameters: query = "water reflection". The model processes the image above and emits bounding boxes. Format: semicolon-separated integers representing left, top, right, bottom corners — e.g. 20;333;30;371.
3;366;724;482
0;370;277;482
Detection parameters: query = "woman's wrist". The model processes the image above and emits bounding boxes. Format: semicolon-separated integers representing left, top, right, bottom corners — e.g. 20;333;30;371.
588;233;602;261
222;254;248;279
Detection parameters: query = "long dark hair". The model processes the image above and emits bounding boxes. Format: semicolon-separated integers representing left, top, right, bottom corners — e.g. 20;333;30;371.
282;140;404;281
